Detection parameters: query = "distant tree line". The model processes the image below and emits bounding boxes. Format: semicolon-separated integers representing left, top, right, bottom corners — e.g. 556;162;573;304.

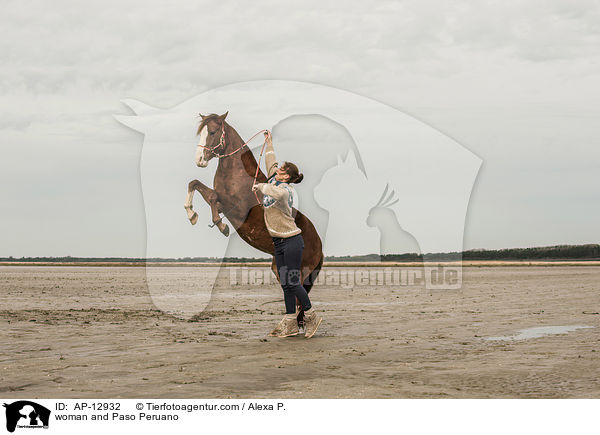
0;256;271;263
1;244;598;263
457;244;600;261
382;244;599;261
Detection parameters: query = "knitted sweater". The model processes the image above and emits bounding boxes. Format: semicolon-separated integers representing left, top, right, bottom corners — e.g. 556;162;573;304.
255;137;302;238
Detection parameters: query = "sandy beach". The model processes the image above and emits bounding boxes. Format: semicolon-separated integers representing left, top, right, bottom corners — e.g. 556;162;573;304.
1;264;599;398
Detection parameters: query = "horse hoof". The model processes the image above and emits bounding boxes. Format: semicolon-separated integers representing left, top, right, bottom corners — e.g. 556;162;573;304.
190;212;198;225
221;224;230;237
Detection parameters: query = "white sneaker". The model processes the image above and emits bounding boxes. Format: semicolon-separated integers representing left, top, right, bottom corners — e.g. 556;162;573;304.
269;316;299;337
303;310;322;339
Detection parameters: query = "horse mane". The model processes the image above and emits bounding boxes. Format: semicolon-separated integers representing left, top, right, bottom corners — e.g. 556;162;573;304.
197;113;222;135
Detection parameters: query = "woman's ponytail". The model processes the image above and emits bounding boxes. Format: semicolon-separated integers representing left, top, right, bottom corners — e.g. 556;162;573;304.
283;161;303;184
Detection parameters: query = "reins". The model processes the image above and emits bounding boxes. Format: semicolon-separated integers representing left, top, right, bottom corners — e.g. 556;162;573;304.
252;131;270;206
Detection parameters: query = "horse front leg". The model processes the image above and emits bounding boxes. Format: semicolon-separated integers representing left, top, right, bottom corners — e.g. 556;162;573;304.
185;180;230;237
184;180;201;225
211;198;230;237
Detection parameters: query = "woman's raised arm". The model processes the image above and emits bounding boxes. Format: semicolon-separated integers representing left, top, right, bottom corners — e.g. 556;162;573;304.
263;131;278;178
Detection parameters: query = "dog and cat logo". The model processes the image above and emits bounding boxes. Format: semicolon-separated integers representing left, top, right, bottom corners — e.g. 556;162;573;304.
3;401;50;432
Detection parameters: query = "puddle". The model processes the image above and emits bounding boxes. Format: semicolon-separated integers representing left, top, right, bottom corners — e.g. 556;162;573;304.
485;325;594;341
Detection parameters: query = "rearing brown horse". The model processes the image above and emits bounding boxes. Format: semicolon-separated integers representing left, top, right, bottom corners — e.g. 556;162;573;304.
184;112;324;324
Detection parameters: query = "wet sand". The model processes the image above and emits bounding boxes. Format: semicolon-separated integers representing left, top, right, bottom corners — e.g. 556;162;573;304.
1;265;599;398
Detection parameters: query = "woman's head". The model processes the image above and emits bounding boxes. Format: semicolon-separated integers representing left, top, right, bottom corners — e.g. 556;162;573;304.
275;161;304;184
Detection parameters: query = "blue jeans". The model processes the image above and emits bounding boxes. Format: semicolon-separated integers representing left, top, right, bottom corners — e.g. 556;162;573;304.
272;233;312;314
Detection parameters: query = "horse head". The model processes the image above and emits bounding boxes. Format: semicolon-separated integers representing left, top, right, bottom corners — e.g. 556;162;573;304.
195;111;229;167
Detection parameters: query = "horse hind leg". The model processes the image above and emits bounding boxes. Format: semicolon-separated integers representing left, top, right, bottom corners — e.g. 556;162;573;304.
270;258;279;281
297;252;324;329
303;251;324;294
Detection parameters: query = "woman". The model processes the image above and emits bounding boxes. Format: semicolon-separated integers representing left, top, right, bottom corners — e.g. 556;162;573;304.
252;132;323;338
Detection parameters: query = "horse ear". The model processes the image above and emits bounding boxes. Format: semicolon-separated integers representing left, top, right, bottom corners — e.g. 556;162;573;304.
120;99;161;115
114;114;148;133
199;113;207;119
219;111;228;121
114;99;160;133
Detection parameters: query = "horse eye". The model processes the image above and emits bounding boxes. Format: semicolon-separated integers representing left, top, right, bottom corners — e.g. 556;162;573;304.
209;131;215;136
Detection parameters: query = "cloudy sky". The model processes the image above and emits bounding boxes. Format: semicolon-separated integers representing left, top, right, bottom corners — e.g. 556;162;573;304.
1;0;599;257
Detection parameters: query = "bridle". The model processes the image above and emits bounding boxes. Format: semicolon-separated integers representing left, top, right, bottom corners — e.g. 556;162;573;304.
198;122;271;208
198;123;268;159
